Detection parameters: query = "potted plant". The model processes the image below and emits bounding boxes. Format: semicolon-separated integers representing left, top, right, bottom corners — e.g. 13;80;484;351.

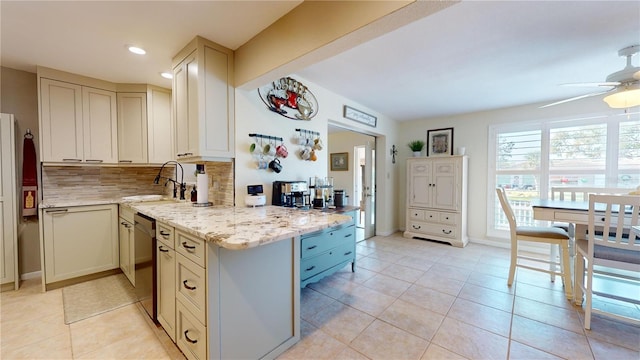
407;140;425;157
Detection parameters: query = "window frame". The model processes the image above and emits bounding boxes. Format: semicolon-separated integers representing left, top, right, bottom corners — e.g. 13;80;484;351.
487;111;639;239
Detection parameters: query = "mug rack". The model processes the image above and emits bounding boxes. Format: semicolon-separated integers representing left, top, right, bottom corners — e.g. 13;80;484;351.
295;128;319;137
249;133;283;142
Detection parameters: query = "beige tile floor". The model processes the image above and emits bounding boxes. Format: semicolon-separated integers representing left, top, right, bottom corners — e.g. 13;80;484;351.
1;232;638;359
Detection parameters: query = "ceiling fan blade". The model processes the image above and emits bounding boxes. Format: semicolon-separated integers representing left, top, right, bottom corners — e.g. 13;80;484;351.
561;82;619;87
539;89;614;108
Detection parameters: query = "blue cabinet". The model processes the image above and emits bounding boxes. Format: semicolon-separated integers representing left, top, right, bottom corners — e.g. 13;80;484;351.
300;210;356;287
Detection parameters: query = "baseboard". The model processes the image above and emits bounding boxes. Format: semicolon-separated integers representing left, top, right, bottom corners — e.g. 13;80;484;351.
375;228;397;237
21;271;41;280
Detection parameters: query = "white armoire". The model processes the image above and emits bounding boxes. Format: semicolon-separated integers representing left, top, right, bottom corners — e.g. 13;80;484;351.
404;156;468;247
1;113;19;290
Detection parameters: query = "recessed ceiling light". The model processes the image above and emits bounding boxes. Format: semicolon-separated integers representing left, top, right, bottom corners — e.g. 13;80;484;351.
128;46;146;55
160;72;173;79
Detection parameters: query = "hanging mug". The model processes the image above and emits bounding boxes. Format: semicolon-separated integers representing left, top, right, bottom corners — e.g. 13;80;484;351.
300;147;311;160
269;158;283;173
276;144;288;158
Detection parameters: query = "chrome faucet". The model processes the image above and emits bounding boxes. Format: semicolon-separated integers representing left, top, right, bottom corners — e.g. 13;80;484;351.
153;161;187;200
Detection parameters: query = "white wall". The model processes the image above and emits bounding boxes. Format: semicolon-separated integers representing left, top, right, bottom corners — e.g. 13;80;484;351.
235;75;400;236
398;96;626;247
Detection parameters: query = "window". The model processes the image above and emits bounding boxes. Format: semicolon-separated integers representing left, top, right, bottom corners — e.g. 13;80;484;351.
488;112;640;233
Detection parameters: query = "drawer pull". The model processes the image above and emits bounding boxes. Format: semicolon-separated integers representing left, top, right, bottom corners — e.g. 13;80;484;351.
344;251;353;256
159;246;169;253
177;152;194;157
345;233;353;238
46;209;68;214
160;230;171;237
85;159;103;163
119;160;133;163
182;242;196;251
412;225;421;230
184;330;198;344
120;221;131;228
442;229;452;234
306;265;316;271
62;158;82;162
183;280;197;290
307;245;317;250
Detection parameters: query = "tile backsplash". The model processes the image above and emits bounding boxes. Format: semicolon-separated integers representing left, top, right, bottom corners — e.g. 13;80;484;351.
42;161;235;206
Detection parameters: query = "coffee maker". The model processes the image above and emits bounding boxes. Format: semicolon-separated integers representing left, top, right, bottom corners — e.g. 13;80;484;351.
272;181;310;207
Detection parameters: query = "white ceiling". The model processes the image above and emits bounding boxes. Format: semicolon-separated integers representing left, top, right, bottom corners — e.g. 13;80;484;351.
2;1;639;122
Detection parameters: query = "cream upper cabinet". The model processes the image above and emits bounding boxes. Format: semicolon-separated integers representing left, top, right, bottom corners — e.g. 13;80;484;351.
82;87;118;163
117;92;148;164
405;156;468;247
39;78;84;162
39;75;117;164
172;36;235;162
147;86;174;164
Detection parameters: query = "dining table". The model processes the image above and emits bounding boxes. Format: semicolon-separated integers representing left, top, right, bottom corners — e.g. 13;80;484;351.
530;198;637;305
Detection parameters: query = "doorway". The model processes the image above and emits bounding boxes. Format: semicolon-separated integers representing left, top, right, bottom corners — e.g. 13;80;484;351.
327;126;376;242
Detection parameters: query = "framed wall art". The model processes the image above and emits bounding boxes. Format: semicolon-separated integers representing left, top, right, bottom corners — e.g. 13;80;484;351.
330;152;349;171
427;127;453;157
343;105;377;127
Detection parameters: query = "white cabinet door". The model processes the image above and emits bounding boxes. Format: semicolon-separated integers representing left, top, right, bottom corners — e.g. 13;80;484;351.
174;50;198;159
157;241;176;341
43;205;119;284
408;160;431;208
82;87;118;163
117;92;148;164
39;79;84;162
0;114;18;289
118;218;134;285
432;160;458;210
147;87;173;164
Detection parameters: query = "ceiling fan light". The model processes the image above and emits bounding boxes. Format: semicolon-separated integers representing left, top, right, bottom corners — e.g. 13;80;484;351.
603;85;640;108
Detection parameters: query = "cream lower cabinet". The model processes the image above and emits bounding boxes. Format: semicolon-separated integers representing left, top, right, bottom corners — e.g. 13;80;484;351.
42;204;119;284
156;222;176;342
118;206;135;285
404;156;468;247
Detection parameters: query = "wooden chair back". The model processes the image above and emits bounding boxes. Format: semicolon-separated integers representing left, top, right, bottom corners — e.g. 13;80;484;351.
551;187;629;202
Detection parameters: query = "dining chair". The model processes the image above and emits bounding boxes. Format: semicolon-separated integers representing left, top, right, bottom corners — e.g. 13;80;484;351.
496;187;573;299
575;194;640;329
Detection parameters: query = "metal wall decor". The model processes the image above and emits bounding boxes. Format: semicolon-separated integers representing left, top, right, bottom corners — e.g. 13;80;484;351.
343;105;377;127
258;77;318;120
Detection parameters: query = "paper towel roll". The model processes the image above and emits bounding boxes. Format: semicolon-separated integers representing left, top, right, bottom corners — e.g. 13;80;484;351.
197;173;209;204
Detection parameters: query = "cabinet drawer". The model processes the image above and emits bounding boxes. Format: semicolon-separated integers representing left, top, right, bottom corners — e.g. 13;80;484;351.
176;301;207;360
301;225;354;259
408;221;457;239
335;242;356;264
424;210;439;222
176;253;206;322
409;209;424;220
301;251;335;280
156;222;174;249
176;230;206;268
119;206;135;223
439;212;457;225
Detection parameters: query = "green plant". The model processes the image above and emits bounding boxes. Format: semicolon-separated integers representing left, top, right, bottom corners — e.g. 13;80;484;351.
407;140;425;152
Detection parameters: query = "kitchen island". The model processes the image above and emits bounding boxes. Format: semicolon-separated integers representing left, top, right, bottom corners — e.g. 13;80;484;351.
124;200;352;360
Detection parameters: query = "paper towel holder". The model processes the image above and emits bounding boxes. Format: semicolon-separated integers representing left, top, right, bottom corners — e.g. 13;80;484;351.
193;164;213;207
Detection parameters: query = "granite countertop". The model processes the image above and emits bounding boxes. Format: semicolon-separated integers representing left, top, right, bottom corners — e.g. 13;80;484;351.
125;201;352;250
40;196;354;250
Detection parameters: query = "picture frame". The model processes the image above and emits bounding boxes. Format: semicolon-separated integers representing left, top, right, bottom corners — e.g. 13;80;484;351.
343;105;377;127
427;127;453;157
330;152;349;171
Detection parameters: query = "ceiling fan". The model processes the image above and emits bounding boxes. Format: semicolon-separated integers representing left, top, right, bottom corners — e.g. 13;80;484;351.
541;45;640;109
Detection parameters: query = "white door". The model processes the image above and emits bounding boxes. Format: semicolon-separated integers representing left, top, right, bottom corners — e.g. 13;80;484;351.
362;141;375;239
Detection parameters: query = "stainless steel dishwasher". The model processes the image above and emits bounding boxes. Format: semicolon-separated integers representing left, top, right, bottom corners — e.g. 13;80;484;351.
134;213;157;322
